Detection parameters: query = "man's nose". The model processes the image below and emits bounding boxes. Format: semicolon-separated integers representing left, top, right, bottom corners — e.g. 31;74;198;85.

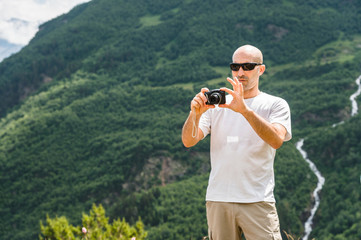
237;67;245;75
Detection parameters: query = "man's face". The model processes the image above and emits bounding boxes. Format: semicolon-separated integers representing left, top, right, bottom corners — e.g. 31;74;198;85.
231;50;265;94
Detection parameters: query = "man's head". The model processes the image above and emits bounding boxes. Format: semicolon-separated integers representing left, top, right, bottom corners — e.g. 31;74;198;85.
230;45;266;98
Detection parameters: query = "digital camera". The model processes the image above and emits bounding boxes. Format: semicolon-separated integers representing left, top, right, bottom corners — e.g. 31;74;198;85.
204;89;226;105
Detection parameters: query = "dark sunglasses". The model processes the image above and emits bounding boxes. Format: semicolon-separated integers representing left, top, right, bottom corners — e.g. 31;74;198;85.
229;62;263;71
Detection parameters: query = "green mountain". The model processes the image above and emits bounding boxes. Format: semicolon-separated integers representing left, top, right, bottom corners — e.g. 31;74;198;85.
1;0;361;239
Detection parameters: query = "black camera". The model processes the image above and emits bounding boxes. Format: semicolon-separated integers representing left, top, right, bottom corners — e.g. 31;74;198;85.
204;89;226;105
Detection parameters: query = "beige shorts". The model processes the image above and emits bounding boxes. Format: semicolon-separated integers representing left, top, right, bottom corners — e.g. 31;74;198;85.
206;201;282;240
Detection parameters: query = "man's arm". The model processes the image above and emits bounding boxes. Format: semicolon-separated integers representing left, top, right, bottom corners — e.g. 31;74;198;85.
220;77;287;149
182;110;204;148
182;88;214;148
241;111;287;149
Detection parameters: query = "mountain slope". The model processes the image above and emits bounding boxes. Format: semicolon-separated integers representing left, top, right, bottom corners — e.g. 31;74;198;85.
1;0;361;239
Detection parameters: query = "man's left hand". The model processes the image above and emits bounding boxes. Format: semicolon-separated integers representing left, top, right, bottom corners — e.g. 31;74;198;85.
219;77;250;114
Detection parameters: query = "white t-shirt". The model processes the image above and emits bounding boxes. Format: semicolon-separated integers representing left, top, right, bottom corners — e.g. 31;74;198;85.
198;92;292;203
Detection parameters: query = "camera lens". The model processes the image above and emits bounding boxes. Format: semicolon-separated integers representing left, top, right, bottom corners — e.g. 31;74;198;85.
210;93;221;104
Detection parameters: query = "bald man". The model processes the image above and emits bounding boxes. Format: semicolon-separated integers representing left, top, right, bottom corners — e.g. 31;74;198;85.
182;45;292;240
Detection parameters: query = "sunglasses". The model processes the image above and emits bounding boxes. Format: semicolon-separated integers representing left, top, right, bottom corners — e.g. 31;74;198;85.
229;62;263;71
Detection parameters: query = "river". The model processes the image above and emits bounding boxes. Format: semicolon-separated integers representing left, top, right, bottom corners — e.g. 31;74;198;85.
350;75;361;117
297;74;361;240
296;139;325;240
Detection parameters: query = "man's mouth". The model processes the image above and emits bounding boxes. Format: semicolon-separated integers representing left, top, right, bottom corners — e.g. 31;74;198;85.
236;77;247;82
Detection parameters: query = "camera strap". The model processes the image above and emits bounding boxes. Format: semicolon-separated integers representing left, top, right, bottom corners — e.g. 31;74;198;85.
191;109;197;138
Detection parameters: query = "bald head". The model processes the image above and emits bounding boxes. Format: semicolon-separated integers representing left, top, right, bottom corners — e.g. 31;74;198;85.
232;45;263;64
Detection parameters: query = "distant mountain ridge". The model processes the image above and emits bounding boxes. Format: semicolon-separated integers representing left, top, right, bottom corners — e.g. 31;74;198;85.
0;38;23;62
1;0;361;239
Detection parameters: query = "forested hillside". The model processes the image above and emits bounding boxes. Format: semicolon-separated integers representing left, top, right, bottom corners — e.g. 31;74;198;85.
0;0;361;239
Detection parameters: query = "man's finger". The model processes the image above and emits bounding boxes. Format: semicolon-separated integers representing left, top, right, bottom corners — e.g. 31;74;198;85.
201;88;210;93
200;88;210;101
193;97;204;107
233;77;244;92
226;77;236;88
220;87;236;97
197;93;207;103
237;78;244;93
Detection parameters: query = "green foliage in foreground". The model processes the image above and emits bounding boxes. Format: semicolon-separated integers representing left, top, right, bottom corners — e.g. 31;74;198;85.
40;204;146;240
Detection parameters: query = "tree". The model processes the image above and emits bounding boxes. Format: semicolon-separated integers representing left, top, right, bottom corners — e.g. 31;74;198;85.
39;204;147;240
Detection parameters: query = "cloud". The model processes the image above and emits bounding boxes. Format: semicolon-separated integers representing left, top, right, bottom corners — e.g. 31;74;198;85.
0;0;91;45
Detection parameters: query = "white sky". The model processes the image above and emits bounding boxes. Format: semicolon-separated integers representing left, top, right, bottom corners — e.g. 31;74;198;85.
0;0;91;45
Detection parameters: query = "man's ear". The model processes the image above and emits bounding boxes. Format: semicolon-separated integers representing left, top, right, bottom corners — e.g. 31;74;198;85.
259;64;266;76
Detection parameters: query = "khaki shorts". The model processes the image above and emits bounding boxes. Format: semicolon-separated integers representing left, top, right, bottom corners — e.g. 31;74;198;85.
206;201;282;240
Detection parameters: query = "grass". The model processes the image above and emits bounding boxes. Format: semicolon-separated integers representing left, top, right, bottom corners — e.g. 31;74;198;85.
313;33;361;64
267;33;361;77
139;14;162;28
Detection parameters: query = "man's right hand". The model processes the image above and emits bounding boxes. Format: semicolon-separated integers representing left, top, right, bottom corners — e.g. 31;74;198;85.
182;88;214;148
191;88;215;116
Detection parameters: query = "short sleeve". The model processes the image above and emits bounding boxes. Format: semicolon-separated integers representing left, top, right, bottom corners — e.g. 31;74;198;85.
269;98;292;141
198;110;211;139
